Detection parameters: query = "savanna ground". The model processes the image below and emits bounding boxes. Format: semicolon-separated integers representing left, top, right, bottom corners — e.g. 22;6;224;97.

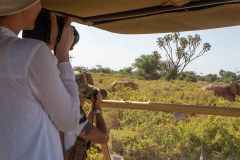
84;73;240;160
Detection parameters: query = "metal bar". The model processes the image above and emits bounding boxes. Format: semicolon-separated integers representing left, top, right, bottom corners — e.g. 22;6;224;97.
100;100;240;117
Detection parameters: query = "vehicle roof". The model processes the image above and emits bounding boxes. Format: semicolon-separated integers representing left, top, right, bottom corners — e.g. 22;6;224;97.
42;0;240;34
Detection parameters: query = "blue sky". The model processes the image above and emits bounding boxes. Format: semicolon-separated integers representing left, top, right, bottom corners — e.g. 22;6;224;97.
69;23;240;75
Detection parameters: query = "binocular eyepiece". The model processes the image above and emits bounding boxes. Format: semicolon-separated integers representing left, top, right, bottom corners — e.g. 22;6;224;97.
98;89;107;100
87;89;107;100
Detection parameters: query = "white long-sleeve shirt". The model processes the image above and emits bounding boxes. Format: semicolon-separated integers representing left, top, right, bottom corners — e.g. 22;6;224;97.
0;27;80;160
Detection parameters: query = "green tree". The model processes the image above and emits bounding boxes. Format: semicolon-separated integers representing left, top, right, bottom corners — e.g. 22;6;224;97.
89;65;114;73
73;66;88;72
204;74;219;82
132;51;162;80
157;32;211;80
119;67;133;75
177;71;198;82
219;69;237;82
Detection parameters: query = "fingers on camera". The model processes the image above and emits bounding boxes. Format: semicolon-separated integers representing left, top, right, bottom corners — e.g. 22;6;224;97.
64;17;72;26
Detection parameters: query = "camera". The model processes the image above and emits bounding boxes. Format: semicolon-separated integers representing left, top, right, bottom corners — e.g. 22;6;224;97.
22;9;79;50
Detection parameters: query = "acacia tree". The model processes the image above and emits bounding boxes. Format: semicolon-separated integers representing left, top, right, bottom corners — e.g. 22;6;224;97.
157;32;211;80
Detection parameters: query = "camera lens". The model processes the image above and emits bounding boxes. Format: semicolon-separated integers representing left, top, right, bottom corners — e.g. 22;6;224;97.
70;26;80;50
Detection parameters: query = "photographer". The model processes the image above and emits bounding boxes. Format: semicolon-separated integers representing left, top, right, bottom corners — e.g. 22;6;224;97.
0;1;80;160
21;7;108;159
64;72;109;160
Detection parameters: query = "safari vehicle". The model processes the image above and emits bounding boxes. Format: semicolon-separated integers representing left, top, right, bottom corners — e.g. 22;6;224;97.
41;0;240;159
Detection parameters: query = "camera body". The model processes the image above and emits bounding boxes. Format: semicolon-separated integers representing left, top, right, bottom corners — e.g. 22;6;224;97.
22;9;79;50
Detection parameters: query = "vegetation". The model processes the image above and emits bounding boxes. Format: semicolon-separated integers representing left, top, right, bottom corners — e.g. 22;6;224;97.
119;67;134;76
72;32;240;160
219;70;240;83
75;65;240;83
85;73;240;160
74;65;115;74
132;51;162;80
157;33;211;80
73;33;240;84
131;32;211;80
75;32;213;81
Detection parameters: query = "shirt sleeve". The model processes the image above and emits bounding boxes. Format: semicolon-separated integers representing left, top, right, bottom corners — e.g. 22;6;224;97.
27;43;80;132
64;107;88;150
64;119;88;151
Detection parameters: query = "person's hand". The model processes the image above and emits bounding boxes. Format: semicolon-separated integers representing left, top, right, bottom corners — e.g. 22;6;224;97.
46;13;58;50
91;92;102;110
55;17;74;62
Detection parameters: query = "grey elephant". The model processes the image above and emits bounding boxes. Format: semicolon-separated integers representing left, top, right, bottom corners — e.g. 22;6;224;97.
201;82;240;101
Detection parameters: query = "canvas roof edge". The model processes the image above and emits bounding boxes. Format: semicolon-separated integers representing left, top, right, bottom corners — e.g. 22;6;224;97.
43;0;240;34
78;3;240;34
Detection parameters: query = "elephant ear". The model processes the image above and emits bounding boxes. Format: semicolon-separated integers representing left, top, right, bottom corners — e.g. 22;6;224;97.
229;82;238;96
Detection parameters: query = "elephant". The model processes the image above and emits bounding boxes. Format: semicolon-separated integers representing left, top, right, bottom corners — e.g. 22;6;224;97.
201;82;240;101
110;80;139;92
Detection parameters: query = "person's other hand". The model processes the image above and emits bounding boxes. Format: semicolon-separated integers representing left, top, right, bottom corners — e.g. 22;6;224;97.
55;17;74;62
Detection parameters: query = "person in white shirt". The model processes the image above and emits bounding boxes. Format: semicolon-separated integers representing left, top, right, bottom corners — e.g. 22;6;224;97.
0;0;81;160
20;9;108;159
